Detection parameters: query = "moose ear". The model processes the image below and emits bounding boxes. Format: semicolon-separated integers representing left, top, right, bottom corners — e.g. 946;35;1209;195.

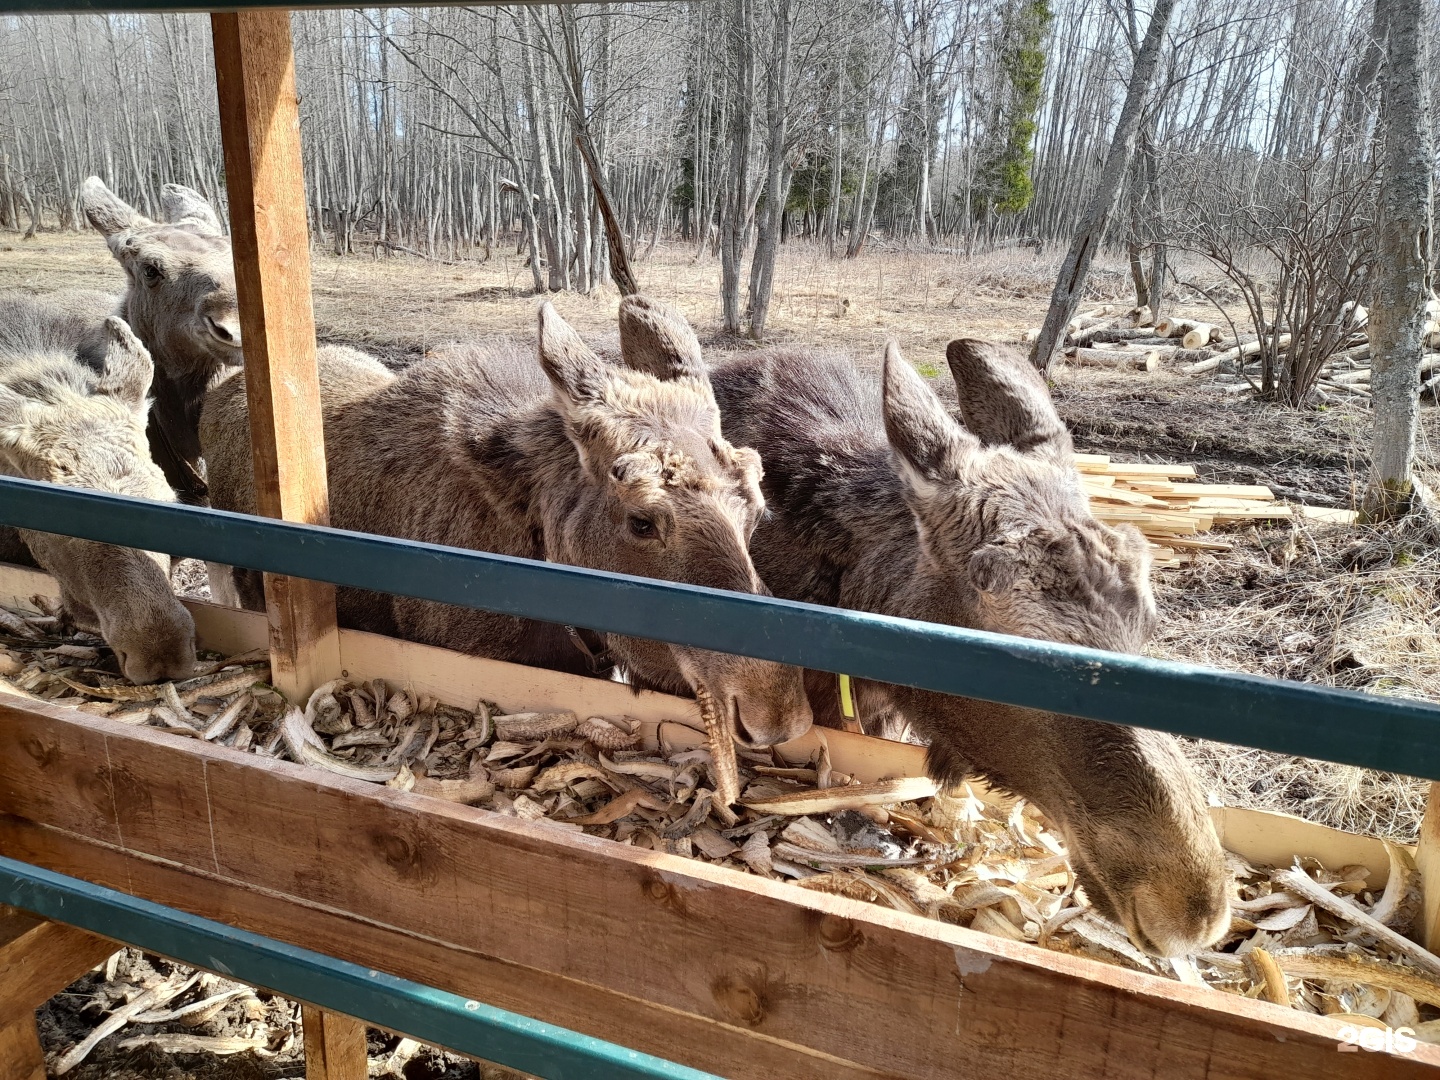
946;338;1072;461
536;301;609;412
882;342;978;495
968;543;1020;594
80;177;152;243
161;183;223;234
93;317;154;411
617;295;708;385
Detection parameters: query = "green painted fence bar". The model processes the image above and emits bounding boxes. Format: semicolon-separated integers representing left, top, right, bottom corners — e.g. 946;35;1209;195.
4;473;1439;780
0;856;720;1080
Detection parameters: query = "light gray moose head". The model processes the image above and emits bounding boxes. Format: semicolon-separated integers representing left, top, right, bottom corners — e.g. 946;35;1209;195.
0;315;196;683
79;177;240;385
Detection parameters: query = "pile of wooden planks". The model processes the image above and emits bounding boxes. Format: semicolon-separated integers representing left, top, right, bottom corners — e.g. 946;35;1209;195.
1076;453;1356;568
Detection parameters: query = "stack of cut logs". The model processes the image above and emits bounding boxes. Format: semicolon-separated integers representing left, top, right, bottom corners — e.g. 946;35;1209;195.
1027;296;1440;401
1076;452;1356;568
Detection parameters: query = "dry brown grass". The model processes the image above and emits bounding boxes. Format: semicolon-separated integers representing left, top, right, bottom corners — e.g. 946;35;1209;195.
4;227;1436;841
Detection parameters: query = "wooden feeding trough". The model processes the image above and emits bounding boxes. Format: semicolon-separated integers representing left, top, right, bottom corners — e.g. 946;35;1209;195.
5;561;1440;1080
3;6;1440;1080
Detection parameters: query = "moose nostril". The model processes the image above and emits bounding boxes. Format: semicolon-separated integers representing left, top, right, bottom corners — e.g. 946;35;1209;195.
206;314;240;345
728;697;765;749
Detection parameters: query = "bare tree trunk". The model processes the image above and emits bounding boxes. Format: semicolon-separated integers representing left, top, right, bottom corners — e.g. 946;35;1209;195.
1030;0;1178;372
1364;0;1435;519
746;0;793;338
719;0;756;334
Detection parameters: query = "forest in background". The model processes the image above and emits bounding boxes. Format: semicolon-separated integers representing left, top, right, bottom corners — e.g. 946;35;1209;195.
0;0;1437;337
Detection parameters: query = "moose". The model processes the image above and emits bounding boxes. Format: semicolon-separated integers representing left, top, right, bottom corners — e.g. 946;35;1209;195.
710;339;1232;956
78;177;242;505
0;293;196;683
201;295;812;750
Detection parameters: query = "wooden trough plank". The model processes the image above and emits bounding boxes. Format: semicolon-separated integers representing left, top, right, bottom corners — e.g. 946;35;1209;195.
0;820;880;1080
0;699;1431;1080
211;10;339;703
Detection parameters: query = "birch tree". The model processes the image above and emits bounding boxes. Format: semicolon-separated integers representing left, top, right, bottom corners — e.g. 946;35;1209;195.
1364;0;1436;518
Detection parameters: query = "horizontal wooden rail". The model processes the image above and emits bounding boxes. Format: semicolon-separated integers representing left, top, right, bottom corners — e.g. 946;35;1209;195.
4;474;1440;779
0;856;717;1080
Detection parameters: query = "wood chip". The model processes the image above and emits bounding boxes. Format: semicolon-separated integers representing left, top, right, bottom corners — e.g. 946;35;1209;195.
1268;949;1440;1009
1245;946;1291;1005
280;707;400;783
743;776;938;815
563;788;667;825
739;830;774;875
493;711;576;741
116;1033;269;1056
691;827;739;859
576;715;640;750
410;775;496;805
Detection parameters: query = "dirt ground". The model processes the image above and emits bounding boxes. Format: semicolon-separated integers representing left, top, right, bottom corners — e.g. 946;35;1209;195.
6;229;1439;1077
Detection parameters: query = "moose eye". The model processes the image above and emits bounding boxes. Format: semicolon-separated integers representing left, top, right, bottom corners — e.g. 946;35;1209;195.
628;515;657;539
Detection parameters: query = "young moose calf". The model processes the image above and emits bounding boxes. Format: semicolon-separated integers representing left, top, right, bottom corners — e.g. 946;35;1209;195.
78;177;243;504
202;297;812;750
0;296;196;683
711;339;1231;956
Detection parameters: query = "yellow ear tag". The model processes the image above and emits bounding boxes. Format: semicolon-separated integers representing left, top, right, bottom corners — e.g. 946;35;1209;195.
838;673;856;720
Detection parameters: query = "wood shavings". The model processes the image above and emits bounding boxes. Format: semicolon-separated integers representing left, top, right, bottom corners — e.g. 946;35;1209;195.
55;972;200;1074
1273;866;1440;976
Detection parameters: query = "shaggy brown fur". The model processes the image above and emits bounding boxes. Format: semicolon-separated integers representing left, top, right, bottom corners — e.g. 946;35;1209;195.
0;295;195;682
202;297;811;747
710;338;1230;956
79;177;241;504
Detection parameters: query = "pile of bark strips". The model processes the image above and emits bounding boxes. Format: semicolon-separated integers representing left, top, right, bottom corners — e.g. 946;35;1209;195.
7;604;1440;1060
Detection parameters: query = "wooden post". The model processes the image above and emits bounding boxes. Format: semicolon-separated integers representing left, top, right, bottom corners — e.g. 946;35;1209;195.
1417;783;1440;949
0;1015;44;1080
0;906;117;1080
301;1006;369;1080
211;13;352;1074
211;10;340;705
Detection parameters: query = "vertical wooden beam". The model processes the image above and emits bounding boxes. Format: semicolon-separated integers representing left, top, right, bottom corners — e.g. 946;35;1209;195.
301;1005;369;1080
0;906;117;1080
211;11;340;703
0;906;117;1010
1416;783;1440;949
0;1013;44;1080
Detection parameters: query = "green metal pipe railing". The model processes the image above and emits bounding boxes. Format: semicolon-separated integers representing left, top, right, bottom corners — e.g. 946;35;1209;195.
4;474;1439;780
0;856;720;1080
